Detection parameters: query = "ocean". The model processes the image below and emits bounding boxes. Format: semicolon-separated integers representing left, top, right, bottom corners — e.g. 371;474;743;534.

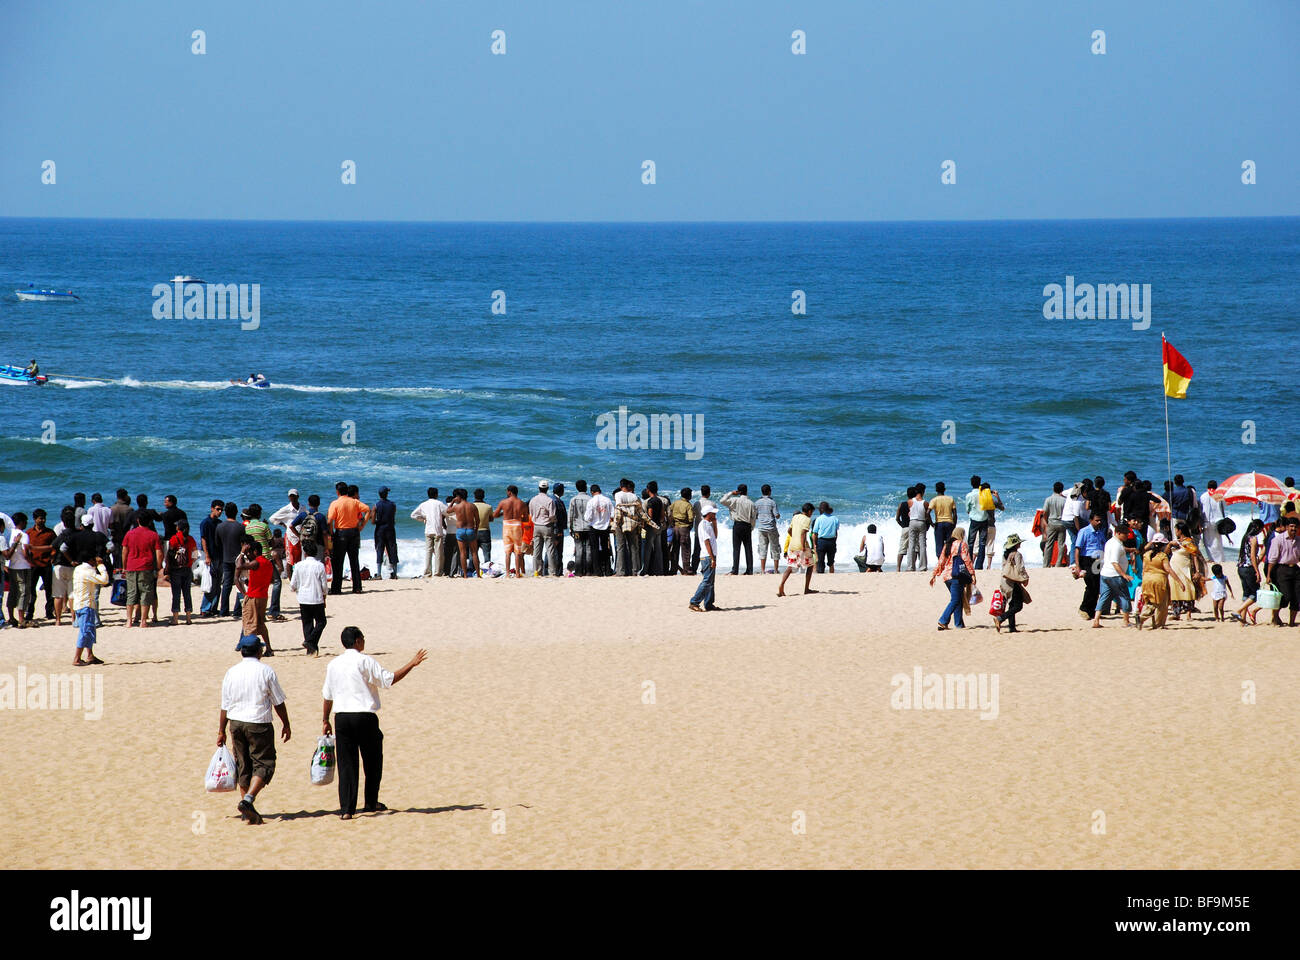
2;216;1295;572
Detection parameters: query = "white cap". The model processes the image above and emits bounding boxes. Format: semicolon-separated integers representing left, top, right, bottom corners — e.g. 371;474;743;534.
80;513;95;526
538;480;549;490
288;488;299;496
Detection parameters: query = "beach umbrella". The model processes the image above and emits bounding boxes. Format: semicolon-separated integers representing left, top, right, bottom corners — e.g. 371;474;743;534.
1211;472;1292;504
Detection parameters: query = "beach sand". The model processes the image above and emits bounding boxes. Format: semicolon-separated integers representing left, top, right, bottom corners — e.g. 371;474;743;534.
2;568;1295;869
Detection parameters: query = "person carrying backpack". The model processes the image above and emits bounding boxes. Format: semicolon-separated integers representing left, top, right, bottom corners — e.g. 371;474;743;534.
167;519;198;625
291;495;330;565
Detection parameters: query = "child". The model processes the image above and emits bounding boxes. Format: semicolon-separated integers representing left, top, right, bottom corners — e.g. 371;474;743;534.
1209;563;1233;621
72;555;110;665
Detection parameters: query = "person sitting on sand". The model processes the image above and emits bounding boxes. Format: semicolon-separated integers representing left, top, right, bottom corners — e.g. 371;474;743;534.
778;503;818;597
218;634;291;825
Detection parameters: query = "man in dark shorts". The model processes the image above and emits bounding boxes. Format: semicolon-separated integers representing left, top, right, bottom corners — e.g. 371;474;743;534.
218;634;290;825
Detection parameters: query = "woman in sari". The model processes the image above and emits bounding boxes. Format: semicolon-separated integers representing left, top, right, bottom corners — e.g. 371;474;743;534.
1137;541;1189;630
1168;521;1205;619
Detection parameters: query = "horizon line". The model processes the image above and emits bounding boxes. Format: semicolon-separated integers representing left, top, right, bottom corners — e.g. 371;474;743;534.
1;214;1296;228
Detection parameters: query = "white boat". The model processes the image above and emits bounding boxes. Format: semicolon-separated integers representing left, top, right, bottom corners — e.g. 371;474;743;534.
170;275;207;284
15;286;79;302
229;374;271;390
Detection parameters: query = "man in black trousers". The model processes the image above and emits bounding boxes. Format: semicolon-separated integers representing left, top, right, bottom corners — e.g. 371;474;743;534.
322;626;427;819
327;481;365;594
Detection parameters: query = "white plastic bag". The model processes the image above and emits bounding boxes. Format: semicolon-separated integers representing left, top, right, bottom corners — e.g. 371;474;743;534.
310;735;336;786
198;563;213;594
205;745;239;792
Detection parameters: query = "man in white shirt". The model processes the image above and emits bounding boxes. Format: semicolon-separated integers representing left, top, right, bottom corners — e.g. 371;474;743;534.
689;501;719;611
410;486;446;578
268;489;303;572
859;524;887;572
583;483;614;576
218;634;291;825
2;512;32;628
322;626;427;820
1092;528;1133;628
290;541;330;656
86;494;113;538
1199;481;1226;564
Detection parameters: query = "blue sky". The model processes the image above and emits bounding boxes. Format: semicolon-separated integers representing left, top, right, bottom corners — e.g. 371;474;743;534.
1;0;1295;221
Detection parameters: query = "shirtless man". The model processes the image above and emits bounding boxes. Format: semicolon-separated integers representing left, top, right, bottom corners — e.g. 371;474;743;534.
447;489;480;579
493;485;528;577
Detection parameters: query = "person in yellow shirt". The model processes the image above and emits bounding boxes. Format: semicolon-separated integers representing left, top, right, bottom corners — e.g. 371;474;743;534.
928;481;957;558
777;503;818;597
72;556;110;665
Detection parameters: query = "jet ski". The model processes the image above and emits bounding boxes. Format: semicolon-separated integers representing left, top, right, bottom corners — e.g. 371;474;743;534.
230;373;271;389
0;363;48;385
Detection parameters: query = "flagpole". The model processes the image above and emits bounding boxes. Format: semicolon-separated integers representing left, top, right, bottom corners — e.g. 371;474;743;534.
1162;332;1172;500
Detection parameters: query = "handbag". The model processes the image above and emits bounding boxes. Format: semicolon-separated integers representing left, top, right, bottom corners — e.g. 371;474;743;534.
1216;517;1236;536
110;576;127;606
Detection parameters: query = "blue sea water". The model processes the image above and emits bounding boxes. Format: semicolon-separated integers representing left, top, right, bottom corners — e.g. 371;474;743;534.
1;217;1295;570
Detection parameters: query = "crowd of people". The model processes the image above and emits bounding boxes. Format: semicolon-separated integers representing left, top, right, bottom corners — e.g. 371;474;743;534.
910;472;1300;632
2;470;1297;659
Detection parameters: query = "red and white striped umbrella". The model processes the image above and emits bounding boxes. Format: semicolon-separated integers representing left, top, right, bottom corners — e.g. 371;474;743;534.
1212;472;1294;504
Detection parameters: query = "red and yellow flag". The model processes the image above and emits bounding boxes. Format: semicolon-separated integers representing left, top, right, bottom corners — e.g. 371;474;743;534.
1162;337;1193;398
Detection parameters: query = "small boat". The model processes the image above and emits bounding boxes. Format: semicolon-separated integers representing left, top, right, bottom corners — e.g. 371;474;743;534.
171;275;207;284
15;286;79;302
0;364;48;385
230;374;271;390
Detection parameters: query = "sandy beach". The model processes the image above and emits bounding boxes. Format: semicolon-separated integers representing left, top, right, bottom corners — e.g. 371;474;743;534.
2;568;1295;869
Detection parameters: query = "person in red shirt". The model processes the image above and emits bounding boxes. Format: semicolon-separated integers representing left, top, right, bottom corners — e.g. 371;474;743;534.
236;537;275;654
122;517;163;628
167;519;199;626
25;508;57;622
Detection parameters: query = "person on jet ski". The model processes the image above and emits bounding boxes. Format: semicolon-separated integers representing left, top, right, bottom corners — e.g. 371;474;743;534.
25;358;39;377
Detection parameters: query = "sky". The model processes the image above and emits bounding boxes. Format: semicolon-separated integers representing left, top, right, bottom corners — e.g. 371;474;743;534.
1;0;1296;222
